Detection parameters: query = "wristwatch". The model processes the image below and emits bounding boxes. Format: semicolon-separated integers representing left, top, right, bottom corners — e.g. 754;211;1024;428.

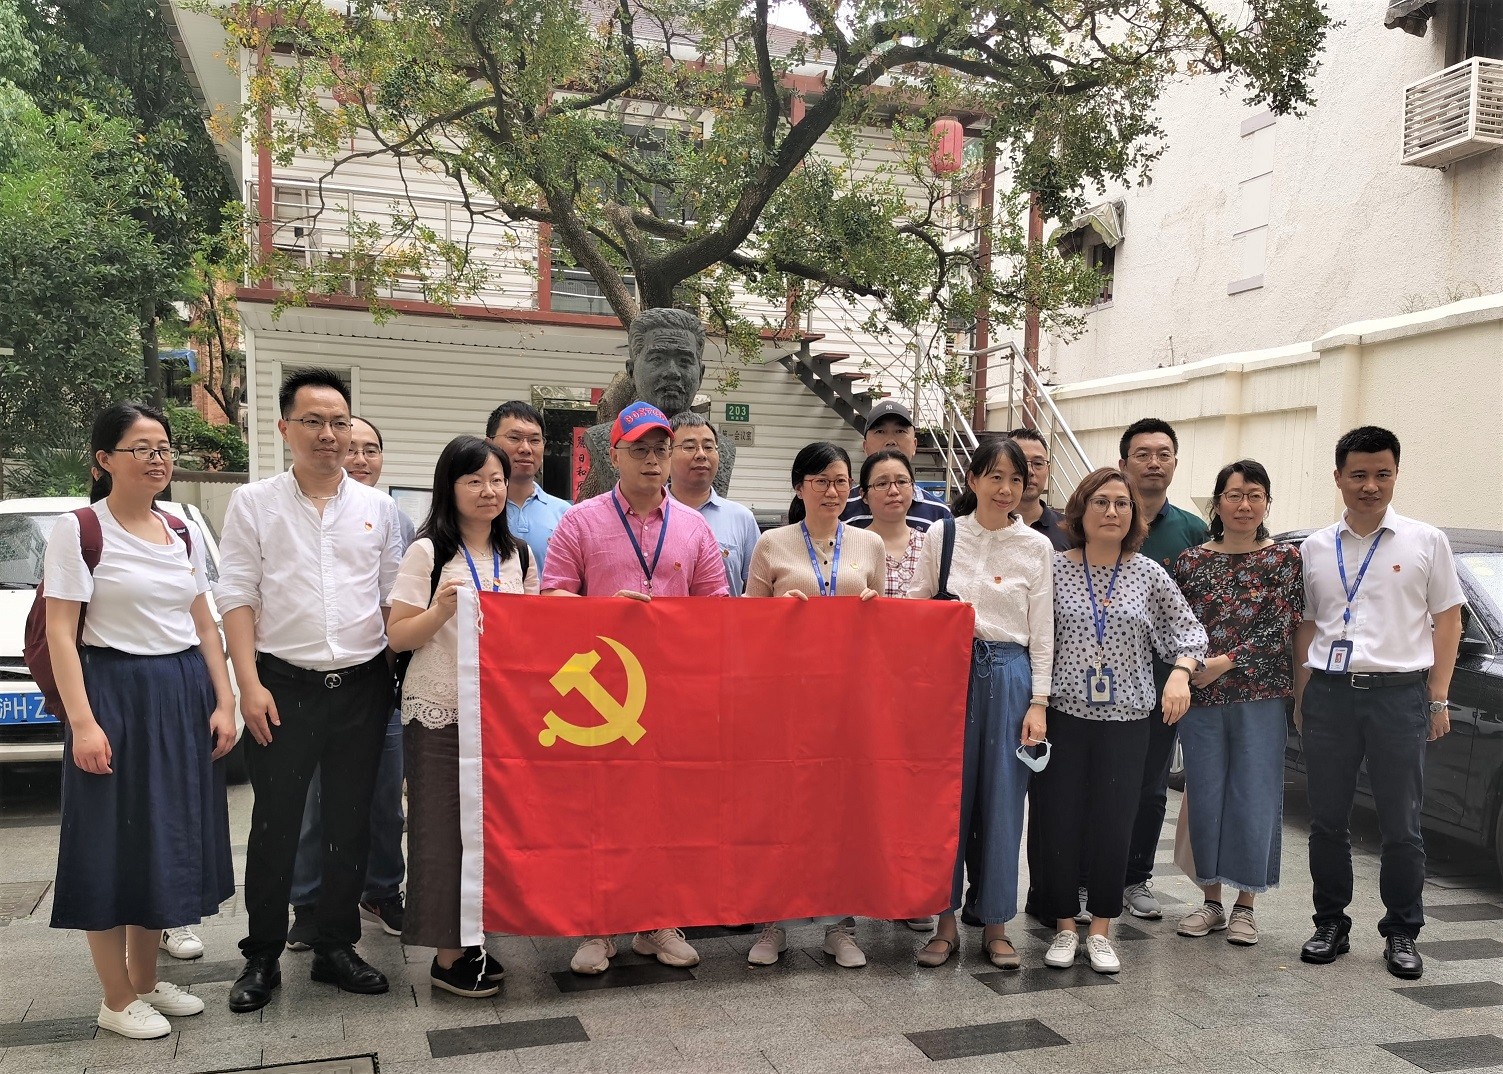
1428;700;1450;715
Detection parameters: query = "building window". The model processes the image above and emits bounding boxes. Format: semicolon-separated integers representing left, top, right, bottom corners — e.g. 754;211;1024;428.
1052;201;1122;307
1449;0;1503;63
1229;112;1274;295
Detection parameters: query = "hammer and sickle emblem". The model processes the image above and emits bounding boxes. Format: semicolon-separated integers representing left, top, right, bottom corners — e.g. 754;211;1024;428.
538;635;647;748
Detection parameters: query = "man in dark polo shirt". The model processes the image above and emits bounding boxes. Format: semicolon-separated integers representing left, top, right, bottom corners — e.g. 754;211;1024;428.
1119;417;1208;920
1008;428;1070;551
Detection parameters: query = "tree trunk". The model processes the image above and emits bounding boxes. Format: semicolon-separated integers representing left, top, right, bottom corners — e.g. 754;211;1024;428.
141;300;163;409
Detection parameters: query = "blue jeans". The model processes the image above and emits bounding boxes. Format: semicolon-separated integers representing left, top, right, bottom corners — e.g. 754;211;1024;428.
1178;698;1286;894
290;707;405;907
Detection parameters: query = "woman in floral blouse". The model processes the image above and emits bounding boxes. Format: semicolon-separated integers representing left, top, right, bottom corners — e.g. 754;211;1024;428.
1171;459;1303;947
859;449;927;599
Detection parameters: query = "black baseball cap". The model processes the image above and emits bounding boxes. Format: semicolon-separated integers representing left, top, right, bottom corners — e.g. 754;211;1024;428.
864;400;915;433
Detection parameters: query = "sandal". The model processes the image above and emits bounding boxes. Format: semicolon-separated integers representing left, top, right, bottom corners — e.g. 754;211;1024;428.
984;934;1020;970
916;935;957;967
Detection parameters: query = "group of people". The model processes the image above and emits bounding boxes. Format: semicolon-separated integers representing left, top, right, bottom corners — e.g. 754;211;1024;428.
42;365;1463;1040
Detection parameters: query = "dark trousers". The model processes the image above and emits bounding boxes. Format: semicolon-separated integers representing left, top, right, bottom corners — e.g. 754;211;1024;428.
1030;710;1151;921
1125;692;1177;888
1302;674;1428;938
239;654;393;959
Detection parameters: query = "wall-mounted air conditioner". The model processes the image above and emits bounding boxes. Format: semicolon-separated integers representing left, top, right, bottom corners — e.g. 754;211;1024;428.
1402;56;1503;168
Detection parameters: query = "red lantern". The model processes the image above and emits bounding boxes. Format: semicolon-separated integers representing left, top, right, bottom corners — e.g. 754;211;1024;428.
929;118;964;175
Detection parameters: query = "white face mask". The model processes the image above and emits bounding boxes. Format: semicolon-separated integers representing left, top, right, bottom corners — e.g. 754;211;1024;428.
1015;740;1052;773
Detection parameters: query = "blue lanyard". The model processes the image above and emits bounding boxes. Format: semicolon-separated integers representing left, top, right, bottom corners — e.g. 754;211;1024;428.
1335;529;1383;631
612;491;669;593
800;521;843;597
1081;552;1123;656
461;544;501;592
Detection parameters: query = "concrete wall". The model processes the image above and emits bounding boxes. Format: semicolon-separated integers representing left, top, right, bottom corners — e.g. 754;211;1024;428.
992;294;1503;532
1040;12;1503;385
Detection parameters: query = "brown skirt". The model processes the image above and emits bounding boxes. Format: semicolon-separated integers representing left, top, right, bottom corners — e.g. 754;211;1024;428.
401;721;463;949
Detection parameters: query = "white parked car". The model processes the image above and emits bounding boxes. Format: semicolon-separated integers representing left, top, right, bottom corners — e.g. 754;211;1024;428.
0;497;245;777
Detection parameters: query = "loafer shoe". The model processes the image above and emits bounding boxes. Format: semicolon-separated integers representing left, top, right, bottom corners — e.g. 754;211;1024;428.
748;925;786;965
98;999;171;1039
311;945;389;994
632;928;700;968
1085;934;1121;974
1124;882;1162;920
570;936;617;975
1385;935;1423;979
159;927;204;961
822;924;867;968
228;957;281;1013
1300;921;1351;964
137;980;204;1016
960;905;984;928
1043;930;1080;968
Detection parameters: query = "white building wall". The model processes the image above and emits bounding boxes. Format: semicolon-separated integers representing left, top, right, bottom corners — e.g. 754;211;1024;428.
1041;12;1503;384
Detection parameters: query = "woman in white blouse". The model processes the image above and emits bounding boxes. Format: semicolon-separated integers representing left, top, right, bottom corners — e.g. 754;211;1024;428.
387;436;539;998
908;437;1054;968
43;404;236;1040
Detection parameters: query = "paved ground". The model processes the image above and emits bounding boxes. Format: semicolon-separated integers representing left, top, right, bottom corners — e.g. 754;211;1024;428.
1;765;1501;1074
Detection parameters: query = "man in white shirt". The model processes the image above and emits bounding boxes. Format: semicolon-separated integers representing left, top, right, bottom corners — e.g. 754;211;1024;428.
667;413;760;595
1293;426;1464;981
216;370;404;1013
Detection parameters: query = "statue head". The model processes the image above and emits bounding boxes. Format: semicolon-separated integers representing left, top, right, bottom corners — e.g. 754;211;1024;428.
626;308;705;419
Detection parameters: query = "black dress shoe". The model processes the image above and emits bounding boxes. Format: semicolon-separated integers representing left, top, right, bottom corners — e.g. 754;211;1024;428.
311;944;390;994
228;956;281;1013
1384;934;1423;979
960;906;984;928
1300;921;1351;964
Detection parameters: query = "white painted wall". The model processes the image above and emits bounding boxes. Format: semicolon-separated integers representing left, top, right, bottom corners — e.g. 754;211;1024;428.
1040;12;1503;384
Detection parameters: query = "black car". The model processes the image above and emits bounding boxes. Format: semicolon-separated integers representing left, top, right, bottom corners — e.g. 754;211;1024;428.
1281;528;1503;876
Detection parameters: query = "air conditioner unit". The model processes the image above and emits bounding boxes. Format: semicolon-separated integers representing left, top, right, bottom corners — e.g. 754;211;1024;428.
1402;56;1503;168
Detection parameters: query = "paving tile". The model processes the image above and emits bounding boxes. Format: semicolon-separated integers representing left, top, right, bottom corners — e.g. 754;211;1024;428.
1425;875;1499;891
428;1016;589;1058
1428;904;1503;923
156;957;246;986
974;965;1118;996
0;1015;95;1047
549;963;697;993
0;882;49;926
1380;1034;1503;1072
1422;939;1503;962
1394;982;1503;1011
905;1017;1068;1060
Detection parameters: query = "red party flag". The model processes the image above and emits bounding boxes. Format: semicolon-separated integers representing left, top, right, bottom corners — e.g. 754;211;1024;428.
456;592;974;940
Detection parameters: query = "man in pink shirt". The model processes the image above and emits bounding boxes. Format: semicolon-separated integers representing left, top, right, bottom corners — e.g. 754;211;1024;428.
541;400;728;973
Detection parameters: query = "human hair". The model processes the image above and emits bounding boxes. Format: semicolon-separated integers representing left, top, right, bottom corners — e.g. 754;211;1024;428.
1006;427;1048;448
1119;417;1179;461
628;308;705;362
1208;459;1273;541
1062;467;1149;554
485;400;545;439
351;415;383;449
952;436;1029;518
858;449;914;500
1335;425;1401;470
90;403;172;503
418;435;517;569
279;368;350;417
669;411;718;440
786;441;851;524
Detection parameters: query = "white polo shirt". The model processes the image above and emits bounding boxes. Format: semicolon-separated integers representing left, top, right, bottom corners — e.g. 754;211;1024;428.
1301;507;1464;674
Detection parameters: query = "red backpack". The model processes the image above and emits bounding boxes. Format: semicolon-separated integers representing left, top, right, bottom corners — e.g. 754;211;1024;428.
23;506;192;722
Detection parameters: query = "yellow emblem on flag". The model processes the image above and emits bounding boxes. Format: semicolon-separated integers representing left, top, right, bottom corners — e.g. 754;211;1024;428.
539;636;647;748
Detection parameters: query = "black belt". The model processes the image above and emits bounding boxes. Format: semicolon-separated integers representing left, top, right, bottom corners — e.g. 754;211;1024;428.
257;652;386;690
1314;669;1429;691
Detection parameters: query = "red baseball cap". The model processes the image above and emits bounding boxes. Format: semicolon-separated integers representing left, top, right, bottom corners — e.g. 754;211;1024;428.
611;401;672;445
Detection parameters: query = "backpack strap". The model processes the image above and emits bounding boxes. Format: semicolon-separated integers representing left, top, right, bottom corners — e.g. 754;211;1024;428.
936;516;957;600
75;506;104;574
153;509;193;556
518;542;531;582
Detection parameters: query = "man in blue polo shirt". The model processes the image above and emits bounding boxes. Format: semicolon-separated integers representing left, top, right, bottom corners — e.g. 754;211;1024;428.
666;413;760;595
841;401;951;530
486;400;570;571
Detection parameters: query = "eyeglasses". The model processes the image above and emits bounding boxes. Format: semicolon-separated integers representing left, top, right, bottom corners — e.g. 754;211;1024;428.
1087;496;1134;513
1128;449;1176;464
1025;459;1049;470
347;445;383;459
674;441;720;455
501;434;544;449
802;477;851;493
291;416;354;434
1219;491;1268;506
109;446;179;462
866;477;913;492
458;476;508;493
623;443;672;460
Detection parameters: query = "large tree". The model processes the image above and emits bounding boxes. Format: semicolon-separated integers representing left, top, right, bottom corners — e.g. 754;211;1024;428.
219;0;1329;344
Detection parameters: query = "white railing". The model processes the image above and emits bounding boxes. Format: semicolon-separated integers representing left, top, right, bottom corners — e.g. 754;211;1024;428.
963;341;1094;497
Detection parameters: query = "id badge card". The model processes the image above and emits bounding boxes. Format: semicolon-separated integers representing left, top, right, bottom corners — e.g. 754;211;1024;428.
1326;640;1353;673
1085;666;1116;706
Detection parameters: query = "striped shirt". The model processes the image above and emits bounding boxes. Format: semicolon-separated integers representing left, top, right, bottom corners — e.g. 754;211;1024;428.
841;485;952;531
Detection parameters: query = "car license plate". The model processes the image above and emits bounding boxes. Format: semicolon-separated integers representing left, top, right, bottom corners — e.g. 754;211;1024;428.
0;692;57;724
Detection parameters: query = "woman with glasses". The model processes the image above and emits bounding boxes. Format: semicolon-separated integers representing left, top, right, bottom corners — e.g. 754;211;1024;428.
908;437;1054;969
859;449;927;599
745;441;883;968
388;435;538;998
1031;468;1206;974
43;403;236;1039
1171;460;1302;946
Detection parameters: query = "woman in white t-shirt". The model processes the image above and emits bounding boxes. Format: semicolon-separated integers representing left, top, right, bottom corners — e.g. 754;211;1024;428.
387;436;538;999
42;403;237;1041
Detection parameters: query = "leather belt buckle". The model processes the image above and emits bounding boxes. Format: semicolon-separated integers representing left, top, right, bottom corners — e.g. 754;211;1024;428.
1348;673;1371;690
324;672;343;689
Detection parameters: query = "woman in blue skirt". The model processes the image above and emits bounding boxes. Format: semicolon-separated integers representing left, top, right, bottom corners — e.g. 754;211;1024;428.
908;437;1055;968
43;403;237;1039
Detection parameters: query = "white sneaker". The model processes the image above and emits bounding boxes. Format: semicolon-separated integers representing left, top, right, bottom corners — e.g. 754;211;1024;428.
748;924;787;965
97;999;170;1040
1085;934;1121;974
630;928;700;968
822;924;867;968
1043;930;1079;968
569;936;617;975
136;980;204;1016
159;927;204;961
